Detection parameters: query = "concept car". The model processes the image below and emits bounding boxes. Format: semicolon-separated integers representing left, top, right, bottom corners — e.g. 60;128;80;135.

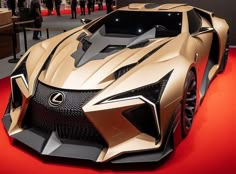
2;3;229;163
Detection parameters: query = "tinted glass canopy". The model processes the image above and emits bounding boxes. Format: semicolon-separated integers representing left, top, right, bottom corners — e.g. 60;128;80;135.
88;10;183;37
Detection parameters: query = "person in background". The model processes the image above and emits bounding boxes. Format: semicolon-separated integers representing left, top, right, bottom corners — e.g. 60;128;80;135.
91;0;95;12
98;0;103;10
17;0;26;10
55;0;62;16
80;0;86;16
71;0;78;19
46;0;53;15
105;0;113;14
87;0;92;15
17;0;26;19
8;0;17;16
30;0;42;40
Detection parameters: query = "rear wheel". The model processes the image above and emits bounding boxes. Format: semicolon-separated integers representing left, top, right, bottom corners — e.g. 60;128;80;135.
181;71;197;137
218;32;230;73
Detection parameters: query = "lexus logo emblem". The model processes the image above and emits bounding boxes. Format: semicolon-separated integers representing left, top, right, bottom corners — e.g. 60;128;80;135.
48;91;65;107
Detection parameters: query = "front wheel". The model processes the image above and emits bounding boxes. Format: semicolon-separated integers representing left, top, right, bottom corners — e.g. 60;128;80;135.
181;71;197;137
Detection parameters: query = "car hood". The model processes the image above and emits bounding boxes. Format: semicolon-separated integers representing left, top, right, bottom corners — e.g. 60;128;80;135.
33;29;174;90
20;27;189;96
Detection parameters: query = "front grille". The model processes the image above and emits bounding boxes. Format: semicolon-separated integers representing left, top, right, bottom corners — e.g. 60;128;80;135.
23;82;106;145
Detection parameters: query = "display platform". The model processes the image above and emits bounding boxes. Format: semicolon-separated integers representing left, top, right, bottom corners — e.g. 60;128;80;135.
0;49;235;173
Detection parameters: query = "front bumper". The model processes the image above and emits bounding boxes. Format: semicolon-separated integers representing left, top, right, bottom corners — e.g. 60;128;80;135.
2;81;182;163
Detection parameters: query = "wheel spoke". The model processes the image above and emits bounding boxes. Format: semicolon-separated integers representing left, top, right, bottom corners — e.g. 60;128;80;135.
186;95;196;102
189;81;196;91
185;106;194;116
185;116;192;127
183;72;197;132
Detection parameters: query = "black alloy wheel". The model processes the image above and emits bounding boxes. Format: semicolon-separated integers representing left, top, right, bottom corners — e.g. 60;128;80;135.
181;71;197;137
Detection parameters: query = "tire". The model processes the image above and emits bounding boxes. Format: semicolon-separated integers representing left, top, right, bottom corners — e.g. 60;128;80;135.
218;32;230;73
181;71;197;137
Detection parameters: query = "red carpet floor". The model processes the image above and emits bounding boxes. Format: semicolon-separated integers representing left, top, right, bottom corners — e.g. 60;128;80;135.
41;6;106;16
0;49;236;173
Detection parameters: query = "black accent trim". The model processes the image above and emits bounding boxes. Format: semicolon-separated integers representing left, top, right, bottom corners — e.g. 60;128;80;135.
81;38;92;52
128;39;150;49
49;137;103;161
114;63;136;79
218;31;230;73
101;45;126;53
187;9;202;34
11;79;22;108
11;53;30;81
137;42;168;64
12;128;49;153
123;104;159;139
2;114;11;131
194;8;213;26
200;32;219;101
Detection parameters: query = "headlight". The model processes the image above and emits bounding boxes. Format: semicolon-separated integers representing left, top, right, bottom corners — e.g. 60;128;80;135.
108;70;173;104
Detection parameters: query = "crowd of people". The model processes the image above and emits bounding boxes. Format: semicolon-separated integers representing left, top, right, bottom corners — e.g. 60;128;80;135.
6;0;114;17
42;0;113;18
5;0;114;40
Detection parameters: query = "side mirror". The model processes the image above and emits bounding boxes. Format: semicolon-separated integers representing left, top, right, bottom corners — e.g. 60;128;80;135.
192;27;214;37
80;19;92;25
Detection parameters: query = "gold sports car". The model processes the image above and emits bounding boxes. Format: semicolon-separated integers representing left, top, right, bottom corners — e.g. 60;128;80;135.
2;3;229;163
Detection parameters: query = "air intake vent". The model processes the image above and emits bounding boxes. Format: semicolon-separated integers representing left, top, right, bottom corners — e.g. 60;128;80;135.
114;63;136;79
123;104;160;139
81;39;91;51
128;40;149;49
101;45;126;53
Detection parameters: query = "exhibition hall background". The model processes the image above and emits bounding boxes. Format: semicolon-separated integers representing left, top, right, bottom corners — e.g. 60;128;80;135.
117;0;236;45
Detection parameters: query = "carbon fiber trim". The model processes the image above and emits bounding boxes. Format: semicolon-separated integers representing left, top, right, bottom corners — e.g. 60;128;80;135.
23;81;106;145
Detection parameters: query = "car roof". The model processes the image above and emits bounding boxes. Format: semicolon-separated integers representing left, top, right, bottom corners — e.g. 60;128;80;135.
118;3;193;12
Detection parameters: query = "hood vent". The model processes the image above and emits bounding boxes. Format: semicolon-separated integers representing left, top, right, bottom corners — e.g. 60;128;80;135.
128;39;150;49
114;63;136;79
101;45;126;53
81;38;92;52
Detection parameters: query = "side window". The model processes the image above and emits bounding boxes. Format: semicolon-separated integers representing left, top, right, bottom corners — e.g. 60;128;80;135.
187;10;202;34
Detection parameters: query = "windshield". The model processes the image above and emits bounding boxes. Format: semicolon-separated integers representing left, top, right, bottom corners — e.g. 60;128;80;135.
88;10;183;37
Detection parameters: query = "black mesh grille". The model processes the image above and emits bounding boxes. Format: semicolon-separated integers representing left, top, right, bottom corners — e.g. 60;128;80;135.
23;82;106;145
